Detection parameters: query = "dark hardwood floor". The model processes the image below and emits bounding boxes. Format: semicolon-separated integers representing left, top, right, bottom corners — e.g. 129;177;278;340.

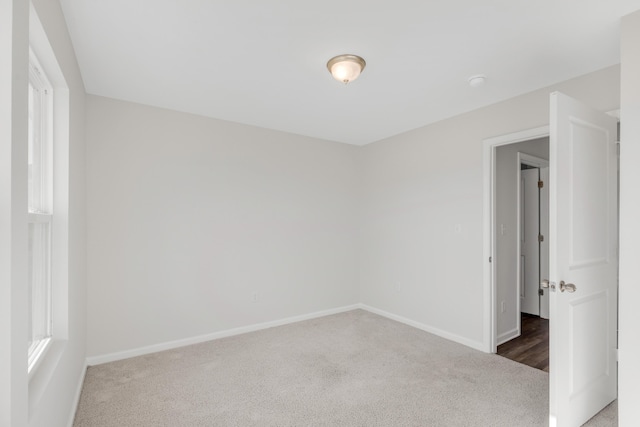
497;313;549;372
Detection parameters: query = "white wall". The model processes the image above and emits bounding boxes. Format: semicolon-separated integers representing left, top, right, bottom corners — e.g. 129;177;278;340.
0;1;87;426
359;66;619;350
495;138;548;342
619;9;640;425
85;96;361;358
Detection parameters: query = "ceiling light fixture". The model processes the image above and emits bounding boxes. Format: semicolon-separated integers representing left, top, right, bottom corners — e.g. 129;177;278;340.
327;54;366;84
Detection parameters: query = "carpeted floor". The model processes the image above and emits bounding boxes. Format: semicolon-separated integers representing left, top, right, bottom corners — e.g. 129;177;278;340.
73;310;616;426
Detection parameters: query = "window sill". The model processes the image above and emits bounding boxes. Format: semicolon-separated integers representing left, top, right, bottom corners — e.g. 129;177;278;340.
28;337;52;379
28;339;67;416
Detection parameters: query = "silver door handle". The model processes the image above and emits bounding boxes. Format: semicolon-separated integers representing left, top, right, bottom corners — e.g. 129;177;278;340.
541;279;549;288
559;281;576;293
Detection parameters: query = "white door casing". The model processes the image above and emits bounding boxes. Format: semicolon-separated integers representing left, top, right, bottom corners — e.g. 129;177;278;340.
549;92;618;427
484;126;550;353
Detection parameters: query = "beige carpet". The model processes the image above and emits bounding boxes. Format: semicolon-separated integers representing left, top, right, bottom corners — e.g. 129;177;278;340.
74;310;616;426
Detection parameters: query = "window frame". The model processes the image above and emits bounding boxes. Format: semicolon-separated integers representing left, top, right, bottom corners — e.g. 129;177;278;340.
27;49;54;376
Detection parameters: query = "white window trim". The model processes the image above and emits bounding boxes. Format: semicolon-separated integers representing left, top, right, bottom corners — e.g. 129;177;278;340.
27;212;53;380
27;5;70;415
27;49;54;378
28;51;53;213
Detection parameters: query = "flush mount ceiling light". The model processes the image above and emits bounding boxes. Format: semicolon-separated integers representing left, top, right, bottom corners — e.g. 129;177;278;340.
327;54;366;84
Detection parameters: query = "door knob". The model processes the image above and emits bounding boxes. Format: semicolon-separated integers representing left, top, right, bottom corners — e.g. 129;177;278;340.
541;279;550;288
559;281;576;293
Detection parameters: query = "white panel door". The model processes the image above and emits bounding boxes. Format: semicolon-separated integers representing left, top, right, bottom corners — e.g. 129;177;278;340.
549;92;618;427
521;168;540;316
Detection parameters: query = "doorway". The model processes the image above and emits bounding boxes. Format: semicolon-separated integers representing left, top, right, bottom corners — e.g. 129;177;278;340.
518;155;549;320
482;99;619;426
496;147;549;372
482;125;550;353
491;138;550;371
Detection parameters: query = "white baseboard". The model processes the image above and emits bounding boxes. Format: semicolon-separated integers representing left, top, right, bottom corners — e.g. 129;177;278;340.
497;328;520;346
86;304;360;366
87;303;488;366
358;304;486;352
67;359;88;427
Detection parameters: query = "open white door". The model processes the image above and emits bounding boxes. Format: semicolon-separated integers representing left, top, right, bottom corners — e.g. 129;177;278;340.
548;92;618;427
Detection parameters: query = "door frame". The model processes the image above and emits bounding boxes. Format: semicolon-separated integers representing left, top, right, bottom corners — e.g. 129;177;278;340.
517;153;549;321
483;112;619;353
483;126;550;353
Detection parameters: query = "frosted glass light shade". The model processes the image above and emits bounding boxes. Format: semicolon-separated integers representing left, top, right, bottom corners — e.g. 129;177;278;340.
327;54;366;84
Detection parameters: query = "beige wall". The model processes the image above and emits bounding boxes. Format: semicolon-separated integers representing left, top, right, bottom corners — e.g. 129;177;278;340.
85;96;361;359
360;66;619;349
619;9;640;425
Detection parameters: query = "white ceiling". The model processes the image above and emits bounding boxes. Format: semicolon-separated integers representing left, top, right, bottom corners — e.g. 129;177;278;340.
59;0;640;145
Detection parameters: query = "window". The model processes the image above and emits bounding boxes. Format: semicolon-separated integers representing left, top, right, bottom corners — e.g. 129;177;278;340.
27;50;54;373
